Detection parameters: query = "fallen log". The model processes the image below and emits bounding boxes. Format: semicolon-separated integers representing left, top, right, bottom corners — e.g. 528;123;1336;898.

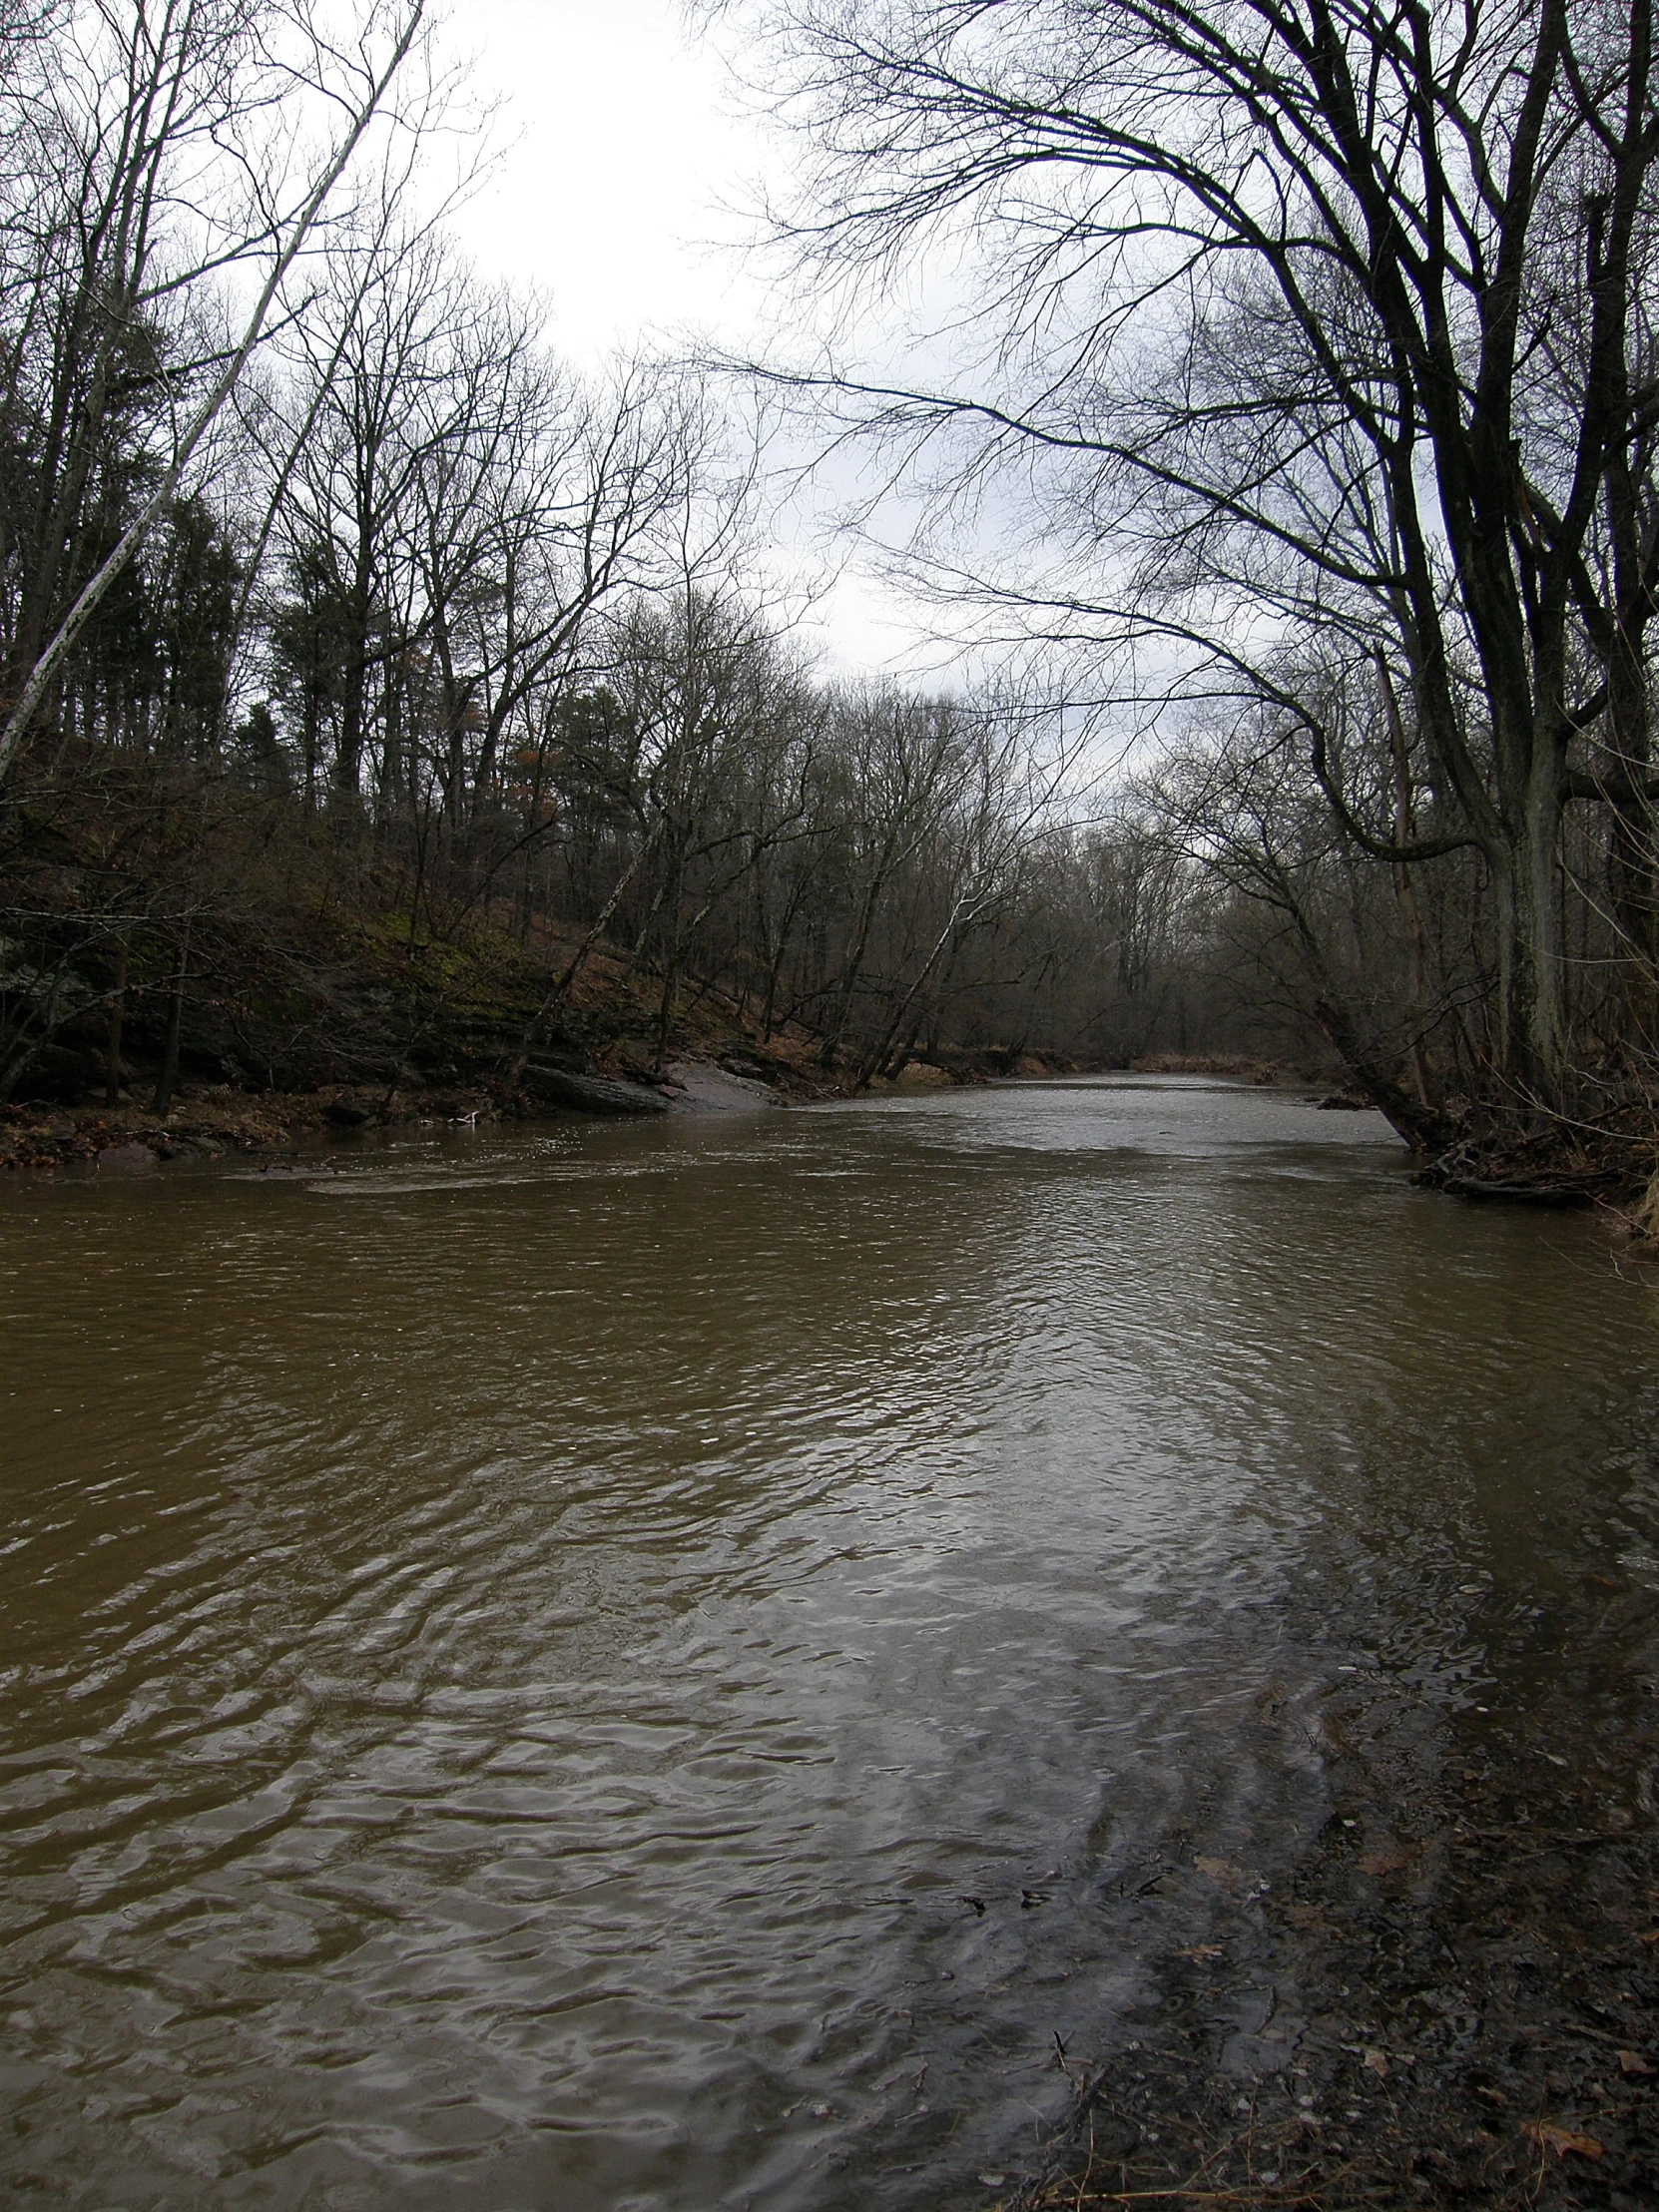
522;1065;670;1117
1435;1173;1610;1206
1415;1143;1623;1205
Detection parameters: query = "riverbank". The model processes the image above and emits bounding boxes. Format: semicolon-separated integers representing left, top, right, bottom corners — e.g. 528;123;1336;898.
1006;1458;1659;2212
1132;1056;1659;1218
0;1051;828;1170
0;1046;1060;1169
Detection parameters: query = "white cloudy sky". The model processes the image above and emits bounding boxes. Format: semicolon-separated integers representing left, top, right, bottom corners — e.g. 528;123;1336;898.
445;2;769;363
438;0;937;675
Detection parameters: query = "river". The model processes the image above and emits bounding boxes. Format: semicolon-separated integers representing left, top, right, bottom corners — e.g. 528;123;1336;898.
2;1075;1655;2209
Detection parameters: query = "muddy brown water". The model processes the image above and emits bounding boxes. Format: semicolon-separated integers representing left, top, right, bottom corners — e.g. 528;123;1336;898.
2;1075;1656;2210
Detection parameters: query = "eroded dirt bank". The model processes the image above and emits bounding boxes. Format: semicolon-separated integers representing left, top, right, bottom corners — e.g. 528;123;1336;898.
0;1054;816;1168
0;1049;1021;1168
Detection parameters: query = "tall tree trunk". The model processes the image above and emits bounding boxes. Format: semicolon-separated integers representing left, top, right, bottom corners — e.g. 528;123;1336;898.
1497;764;1567;1099
1377;656;1433;1107
105;930;130;1107
653;945;680;1075
151;921;190;1119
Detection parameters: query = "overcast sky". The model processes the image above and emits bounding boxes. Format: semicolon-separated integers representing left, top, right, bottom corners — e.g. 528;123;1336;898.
445;2;767;363
438;1;935;676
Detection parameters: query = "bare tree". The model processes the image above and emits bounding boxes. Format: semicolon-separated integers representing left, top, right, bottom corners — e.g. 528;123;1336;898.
0;0;430;789
733;0;1659;1103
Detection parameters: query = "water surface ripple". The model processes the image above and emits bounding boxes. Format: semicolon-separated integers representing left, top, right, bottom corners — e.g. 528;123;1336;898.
1;1077;1653;2207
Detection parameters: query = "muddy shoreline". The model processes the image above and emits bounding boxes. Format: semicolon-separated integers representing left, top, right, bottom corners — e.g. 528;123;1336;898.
1001;1414;1659;2212
0;1044;1096;1172
0;1058;1263;1175
0;1055;837;1170
1010;1709;1659;2211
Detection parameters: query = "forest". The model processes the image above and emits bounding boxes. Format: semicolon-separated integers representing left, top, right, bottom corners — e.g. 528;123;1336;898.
1;0;1656;1200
